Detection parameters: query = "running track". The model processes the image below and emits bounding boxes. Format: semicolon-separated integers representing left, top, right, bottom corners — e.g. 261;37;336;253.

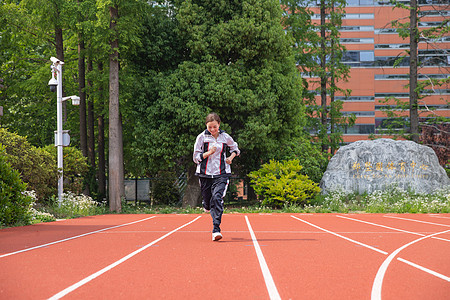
1;213;449;299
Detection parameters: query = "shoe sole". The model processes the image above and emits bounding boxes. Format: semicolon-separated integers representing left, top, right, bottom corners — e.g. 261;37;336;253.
213;234;222;241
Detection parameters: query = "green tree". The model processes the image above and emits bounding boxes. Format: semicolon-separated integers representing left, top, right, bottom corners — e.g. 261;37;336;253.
375;0;449;142
281;0;356;155
131;0;306;206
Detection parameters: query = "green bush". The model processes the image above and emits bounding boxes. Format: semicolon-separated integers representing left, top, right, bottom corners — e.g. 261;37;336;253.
151;171;181;205
248;159;321;208
278;140;328;183
0;128;89;201
0;145;33;226
0;128;58;200
42;145;89;195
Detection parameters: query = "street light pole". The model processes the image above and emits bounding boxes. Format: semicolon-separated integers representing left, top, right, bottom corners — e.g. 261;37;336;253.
51;60;65;205
49;57;79;206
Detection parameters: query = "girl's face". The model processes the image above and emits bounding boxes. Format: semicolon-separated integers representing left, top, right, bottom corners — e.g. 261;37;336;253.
206;120;220;137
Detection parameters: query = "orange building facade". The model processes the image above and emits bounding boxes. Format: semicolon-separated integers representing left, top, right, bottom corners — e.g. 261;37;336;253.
307;0;449;144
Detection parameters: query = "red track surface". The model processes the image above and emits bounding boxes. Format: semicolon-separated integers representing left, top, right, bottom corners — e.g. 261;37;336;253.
1;213;449;299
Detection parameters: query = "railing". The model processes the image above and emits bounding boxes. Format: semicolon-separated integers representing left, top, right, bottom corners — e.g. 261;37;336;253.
123;176;248;206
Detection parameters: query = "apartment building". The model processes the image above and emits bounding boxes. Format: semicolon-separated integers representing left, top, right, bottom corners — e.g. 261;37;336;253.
308;0;450;143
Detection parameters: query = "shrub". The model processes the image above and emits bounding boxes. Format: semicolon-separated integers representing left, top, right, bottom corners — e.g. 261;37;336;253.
248;159;321;208
0;145;33;226
0;128;89;200
0;128;57;200
279;139;328;183
42;145;89;195
151;171;181;205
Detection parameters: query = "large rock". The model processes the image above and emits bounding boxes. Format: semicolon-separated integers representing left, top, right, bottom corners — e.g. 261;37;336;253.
320;139;449;194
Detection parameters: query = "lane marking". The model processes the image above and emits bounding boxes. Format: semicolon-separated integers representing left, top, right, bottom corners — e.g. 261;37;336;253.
337;215;450;243
293;215;450;285
48;216;201;300
397;258;450;282
290;215;388;255
429;215;450;220
245;216;281;300
0;216;157;258
371;228;450;300
384;215;450;228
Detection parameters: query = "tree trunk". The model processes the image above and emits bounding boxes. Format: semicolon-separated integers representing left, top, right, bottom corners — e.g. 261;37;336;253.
78;34;88;158
182;165;201;208
320;0;328;153
87;59;96;167
97;62;106;201
108;5;122;212
409;0;419;143
330;2;336;154
98;113;106;200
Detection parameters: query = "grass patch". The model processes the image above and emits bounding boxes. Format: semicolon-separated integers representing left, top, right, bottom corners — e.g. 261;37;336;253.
9;186;448;229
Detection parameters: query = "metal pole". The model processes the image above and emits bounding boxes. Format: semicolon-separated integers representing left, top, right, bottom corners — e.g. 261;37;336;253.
56;62;64;206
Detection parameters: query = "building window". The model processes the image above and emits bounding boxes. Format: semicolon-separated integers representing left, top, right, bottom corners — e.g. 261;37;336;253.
346;0;375;6
375;74;449;80
375;118;409;133
335;96;375;101
342;51;375;66
375;44;410;49
375;93;410;98
375;104;450;110
420;10;450;17
342;111;375;117
341;38;374;44
343;124;375;134
312;13;374;19
341;26;374;31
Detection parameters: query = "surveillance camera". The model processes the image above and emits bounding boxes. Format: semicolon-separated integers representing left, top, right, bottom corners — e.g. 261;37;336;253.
50;57;60;64
48;77;58;92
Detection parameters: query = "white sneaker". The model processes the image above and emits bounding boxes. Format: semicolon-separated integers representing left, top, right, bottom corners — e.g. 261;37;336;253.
212;232;222;241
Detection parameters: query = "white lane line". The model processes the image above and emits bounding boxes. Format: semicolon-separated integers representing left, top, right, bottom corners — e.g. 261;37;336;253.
384;215;450;228
290;215;388;255
337;215;450;243
397;258;450;282
338;215;450;281
371;228;450;300
48;216;201;300
429;215;450;220
244;216;281;300
0;216;157;258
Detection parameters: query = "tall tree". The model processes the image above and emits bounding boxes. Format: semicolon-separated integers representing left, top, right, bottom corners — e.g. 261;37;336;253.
131;0;306;206
281;0;355;155
108;3;122;212
409;0;419;143
377;0;449;143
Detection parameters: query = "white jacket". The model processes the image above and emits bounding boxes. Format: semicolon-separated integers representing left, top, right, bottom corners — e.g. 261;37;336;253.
193;129;240;178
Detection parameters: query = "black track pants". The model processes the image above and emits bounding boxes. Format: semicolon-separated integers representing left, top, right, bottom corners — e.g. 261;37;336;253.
199;176;229;233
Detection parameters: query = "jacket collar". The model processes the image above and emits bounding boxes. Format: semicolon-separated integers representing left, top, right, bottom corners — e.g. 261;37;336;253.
204;129;224;136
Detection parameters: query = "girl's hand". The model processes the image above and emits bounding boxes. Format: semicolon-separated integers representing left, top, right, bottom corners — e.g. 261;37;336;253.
225;157;233;164
203;146;216;159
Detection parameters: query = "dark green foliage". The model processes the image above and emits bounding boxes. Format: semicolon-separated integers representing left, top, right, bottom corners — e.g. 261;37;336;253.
0;128;58;199
42;145;90;195
151;171;182;206
249;159;321;208
0;145;33;227
0;128;89;200
130;0;305;178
